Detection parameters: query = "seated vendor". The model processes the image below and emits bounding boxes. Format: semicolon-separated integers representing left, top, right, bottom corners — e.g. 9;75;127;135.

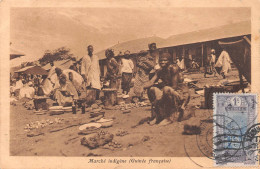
68;72;86;99
144;53;190;126
19;81;35;99
54;74;78;106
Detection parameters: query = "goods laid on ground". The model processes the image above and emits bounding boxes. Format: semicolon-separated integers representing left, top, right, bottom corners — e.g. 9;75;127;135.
50;110;64;115
122;110;131;114
78;126;100;135
116;130;129;137
107;141;122;149
113;101;150;111
182;124;201;135
78;129;100;135
81;130;114;149
24;118;64;132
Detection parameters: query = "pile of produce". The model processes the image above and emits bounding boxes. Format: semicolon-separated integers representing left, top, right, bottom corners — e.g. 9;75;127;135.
81;130;114;149
24;118;64;132
115;130;129;137
113;101;151;111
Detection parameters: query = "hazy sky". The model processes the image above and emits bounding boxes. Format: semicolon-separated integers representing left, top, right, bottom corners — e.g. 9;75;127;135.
54;7;250;38
10;7;250;67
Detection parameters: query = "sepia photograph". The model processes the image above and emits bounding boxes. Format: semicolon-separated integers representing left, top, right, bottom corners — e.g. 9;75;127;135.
2;1;259;168
9;7;252;156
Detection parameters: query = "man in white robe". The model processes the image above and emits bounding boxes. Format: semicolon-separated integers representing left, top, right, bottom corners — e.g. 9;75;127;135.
215;48;232;79
81;45;101;90
81;45;101;101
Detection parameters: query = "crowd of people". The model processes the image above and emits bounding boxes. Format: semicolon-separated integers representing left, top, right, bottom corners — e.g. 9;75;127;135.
10;74;45;99
10;42;232;126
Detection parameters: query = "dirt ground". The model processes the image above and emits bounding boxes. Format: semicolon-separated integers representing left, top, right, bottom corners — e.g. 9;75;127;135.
10;69;243;157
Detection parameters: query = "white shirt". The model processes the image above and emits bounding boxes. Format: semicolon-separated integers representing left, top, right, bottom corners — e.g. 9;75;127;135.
121;58;134;73
211;54;216;63
14;80;23;90
81;54;101;90
19;85;35;99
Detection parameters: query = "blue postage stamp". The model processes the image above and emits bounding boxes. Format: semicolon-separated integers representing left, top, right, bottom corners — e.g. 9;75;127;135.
213;93;258;166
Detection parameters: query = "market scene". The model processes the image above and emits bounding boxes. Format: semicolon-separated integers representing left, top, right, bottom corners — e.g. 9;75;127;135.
9;9;251;157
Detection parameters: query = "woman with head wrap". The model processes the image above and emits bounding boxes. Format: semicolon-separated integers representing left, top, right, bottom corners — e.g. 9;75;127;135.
133;50;155;99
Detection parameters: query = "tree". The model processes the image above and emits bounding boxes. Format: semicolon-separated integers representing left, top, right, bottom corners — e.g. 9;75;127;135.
39;47;74;66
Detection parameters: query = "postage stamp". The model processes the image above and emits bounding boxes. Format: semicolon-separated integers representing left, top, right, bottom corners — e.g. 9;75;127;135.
213;93;258;166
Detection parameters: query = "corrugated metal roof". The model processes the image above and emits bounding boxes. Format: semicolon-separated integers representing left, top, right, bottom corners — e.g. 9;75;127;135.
158;20;251;48
96;36;164;60
97;21;250;61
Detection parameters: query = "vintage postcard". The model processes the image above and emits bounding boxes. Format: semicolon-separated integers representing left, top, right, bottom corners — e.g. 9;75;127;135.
1;0;260;168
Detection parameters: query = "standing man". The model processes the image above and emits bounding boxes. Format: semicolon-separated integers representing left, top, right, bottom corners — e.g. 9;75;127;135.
204;53;210;78
215;47;232;79
81;45;101;100
121;50;134;96
148;43;160;79
148;43;160;67
209;49;217;77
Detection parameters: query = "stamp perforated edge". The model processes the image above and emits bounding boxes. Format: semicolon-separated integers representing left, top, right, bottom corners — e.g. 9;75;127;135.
212;93;259;167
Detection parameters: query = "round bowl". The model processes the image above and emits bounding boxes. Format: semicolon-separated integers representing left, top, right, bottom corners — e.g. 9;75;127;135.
96;118;113;128
79;123;102;131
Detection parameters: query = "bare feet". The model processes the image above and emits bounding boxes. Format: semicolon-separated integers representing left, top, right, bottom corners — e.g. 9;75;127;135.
148;118;156;125
158;118;172;126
